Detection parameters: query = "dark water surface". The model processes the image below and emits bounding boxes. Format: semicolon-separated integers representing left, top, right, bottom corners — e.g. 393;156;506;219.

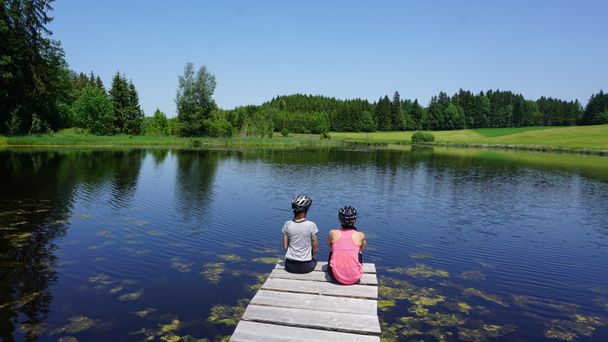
1;147;608;341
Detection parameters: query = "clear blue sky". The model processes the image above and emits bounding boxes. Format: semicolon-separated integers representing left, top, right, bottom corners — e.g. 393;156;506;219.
50;0;608;117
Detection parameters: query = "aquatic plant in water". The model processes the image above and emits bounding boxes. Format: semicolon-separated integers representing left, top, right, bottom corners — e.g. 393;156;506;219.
458;324;516;341
218;254;244;262
171;257;194;273
462;288;508;307
131;308;157;318
207;299;249;326
0;291;42;309
201;262;225;284
458;270;486;281
49;315;100;335
409;252;433;260
543;314;608;341
118;289;144;301
387;264;449;278
131;318;182;341
252;257;282;264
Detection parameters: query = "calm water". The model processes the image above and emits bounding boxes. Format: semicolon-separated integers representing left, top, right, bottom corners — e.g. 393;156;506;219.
1;147;608;341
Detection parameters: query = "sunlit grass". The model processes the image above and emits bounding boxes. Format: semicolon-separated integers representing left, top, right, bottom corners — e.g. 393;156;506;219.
332;125;608;150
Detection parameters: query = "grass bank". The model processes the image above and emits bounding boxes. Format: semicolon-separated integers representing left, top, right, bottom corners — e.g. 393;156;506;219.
2;125;607;154
0;129;341;149
330;125;608;154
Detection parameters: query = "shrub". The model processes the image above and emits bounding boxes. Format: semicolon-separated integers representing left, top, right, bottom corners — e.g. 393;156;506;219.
411;131;435;143
281;127;289;137
320;131;331;140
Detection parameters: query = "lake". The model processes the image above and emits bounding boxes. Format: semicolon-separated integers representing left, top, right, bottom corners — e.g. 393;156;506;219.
1;147;608;341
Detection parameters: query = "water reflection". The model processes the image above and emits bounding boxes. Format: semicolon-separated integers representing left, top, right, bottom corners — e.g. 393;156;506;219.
0;147;607;341
175;150;219;223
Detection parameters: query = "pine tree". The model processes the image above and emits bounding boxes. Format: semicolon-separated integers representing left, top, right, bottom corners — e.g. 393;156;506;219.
391;91;402;130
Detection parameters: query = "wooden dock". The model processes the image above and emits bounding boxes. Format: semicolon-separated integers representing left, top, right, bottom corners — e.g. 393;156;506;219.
231;262;380;342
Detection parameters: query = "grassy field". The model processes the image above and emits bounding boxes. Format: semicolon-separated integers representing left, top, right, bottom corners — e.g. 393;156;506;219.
0;129;340;149
330;125;608;151
2;125;607;152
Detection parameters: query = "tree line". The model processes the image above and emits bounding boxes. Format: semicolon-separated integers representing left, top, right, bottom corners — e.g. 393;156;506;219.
2;0;607;137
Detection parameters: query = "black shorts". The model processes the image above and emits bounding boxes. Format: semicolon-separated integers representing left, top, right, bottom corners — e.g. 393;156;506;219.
285;258;317;274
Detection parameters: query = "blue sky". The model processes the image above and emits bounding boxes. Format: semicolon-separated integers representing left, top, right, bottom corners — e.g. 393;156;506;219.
50;1;608;117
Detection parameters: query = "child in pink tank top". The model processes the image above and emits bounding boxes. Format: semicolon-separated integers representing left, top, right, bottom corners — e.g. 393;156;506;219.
327;206;367;285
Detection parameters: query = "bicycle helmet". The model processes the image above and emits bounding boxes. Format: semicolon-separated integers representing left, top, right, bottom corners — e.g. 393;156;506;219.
338;205;357;228
291;194;312;213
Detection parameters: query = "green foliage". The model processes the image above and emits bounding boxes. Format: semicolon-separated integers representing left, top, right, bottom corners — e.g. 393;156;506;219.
176;62;217;136
320;131;331;139
240;110;274;138
411;131;435;143
202;117;233;137
280;127;289;137
29;113;49;134
109;72;144;135
72;84;115;135
144;109;169;135
0;0;73;133
581;90;608;125
5;109;22;135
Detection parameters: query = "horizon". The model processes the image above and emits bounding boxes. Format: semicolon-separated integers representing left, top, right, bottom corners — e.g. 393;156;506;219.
50;1;608;117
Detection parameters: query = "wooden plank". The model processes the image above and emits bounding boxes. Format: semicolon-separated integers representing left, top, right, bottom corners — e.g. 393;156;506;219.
242;304;381;335
251;289;377;315
269;268;378;285
275;261;376;274
231;321;380;342
262;278;377;299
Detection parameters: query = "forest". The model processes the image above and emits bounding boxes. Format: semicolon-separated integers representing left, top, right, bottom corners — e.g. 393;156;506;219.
2;0;608;138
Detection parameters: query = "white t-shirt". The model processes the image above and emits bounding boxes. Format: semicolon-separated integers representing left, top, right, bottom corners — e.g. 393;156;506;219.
282;220;318;261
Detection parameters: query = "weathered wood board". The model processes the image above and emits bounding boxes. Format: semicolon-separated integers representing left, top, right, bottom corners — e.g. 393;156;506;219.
231;262;380;342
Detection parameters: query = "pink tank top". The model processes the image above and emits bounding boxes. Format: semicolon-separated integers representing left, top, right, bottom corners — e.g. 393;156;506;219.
329;229;363;285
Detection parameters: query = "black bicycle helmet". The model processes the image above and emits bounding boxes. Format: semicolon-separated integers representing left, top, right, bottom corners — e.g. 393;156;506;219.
338;205;357;228
292;194;312;213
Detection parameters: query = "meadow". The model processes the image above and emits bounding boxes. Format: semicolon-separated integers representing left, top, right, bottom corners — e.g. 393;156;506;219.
2;125;607;153
330;125;608;151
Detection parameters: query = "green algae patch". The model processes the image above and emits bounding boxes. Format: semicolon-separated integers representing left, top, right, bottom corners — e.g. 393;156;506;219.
109;285;123;294
388;264;449;278
18;322;47;337
512;294;579;315
49;315;100;335
543;314;608;341
201;262;225;284
171;257;194;273
409;252;433;260
207;299;249;326
247;273;270;293
459;324;516;341
131;308;156;318
131;318;183;341
459;270;486;281
458;302;472;314
219;254;244;262
0;291;42;309
252;257;282;264
463;288;508;307
378;299;397;312
118;289;144;301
